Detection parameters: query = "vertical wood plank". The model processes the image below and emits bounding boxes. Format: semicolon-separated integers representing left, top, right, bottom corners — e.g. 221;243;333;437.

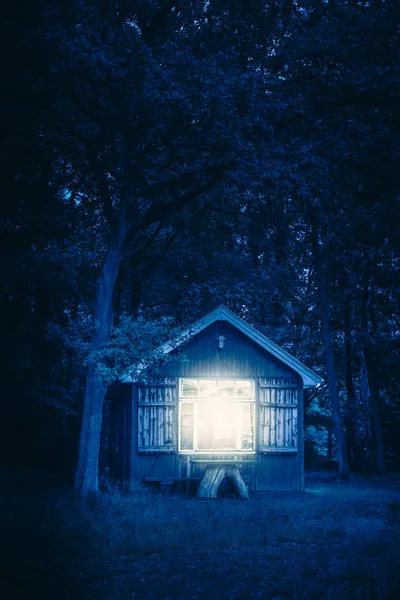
138;379;178;452
259;383;300;452
270;403;276;446
298;386;304;490
129;383;137;491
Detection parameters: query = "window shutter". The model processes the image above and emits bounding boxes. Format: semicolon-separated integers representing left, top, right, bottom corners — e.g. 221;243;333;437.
258;378;299;454
138;377;177;453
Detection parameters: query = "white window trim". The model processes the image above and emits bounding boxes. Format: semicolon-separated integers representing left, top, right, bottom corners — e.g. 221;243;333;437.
178;378;256;455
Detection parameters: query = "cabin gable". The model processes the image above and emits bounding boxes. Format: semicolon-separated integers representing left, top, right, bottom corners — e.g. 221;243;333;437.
154;321;302;381
106;307;321;493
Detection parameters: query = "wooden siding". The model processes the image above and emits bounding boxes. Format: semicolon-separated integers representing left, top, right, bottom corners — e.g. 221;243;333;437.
298;386;305;491
107;321;305;492
138;405;176;451
259;382;299;452
155;321;302;380
256;378;301;491
138;379;178;452
256;453;300;491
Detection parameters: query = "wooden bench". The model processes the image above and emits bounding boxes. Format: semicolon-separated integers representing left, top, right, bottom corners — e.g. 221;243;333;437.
143;463;250;498
197;465;249;500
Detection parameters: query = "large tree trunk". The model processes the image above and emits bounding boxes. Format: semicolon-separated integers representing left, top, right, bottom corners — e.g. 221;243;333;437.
343;302;360;471
308;204;349;480
360;278;386;475
358;340;373;471
74;243;121;495
318;276;349;479
327;423;333;463
368;366;386;476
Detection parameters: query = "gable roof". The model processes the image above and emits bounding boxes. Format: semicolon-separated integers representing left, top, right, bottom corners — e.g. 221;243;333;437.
121;305;323;388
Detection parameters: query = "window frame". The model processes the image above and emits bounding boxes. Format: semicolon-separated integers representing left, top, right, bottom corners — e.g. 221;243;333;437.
178;378;256;454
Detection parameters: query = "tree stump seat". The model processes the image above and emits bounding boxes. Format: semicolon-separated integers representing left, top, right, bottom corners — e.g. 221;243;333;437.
197;465;249;500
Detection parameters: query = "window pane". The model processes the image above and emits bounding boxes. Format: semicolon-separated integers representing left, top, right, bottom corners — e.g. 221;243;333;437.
181;379;198;398
180;403;194;450
241;412;252;426
217;380;235;397
181;415;193;427
197;403;213;449
235;380;252;398
239;402;255;450
197;402;237;450
199;380;217;398
180;429;193;450
213;403;237;449
197;412;213;449
241;437;254;450
179;380;255;453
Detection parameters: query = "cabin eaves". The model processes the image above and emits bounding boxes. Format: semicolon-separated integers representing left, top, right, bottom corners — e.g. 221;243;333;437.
121;305;323;388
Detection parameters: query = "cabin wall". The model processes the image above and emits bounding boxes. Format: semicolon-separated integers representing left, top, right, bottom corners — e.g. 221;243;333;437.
156;321;299;379
108;321;304;491
256;455;300;490
107;384;132;482
187;454;256;491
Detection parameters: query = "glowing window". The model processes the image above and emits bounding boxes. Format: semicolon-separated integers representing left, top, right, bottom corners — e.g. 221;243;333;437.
179;379;255;453
181;379;199;398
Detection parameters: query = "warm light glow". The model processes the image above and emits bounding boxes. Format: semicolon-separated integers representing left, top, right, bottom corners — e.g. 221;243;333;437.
179;379;255;453
198;403;236;439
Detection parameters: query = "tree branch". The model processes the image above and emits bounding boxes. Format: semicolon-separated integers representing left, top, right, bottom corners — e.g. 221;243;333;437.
123;167;226;255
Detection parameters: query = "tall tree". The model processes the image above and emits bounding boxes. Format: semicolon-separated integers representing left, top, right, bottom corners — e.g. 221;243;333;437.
68;0;282;494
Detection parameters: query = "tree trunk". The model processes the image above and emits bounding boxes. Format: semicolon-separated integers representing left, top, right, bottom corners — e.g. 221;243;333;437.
327;423;333;463
343;302;358;470
319;282;349;479
74;243;121;495
308;203;349;480
359;340;372;469
360;278;385;475
361;341;386;476
369;374;386;476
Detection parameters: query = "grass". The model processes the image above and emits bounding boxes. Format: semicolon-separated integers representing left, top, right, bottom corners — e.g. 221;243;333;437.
1;471;400;599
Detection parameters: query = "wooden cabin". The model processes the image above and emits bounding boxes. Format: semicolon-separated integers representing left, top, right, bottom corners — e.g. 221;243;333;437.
105;306;322;493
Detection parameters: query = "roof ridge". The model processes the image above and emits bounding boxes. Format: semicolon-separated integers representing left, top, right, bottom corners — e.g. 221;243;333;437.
121;306;323;388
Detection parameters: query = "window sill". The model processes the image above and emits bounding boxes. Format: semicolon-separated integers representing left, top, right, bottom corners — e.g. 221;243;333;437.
138;448;177;454
178;450;256;455
259;448;298;454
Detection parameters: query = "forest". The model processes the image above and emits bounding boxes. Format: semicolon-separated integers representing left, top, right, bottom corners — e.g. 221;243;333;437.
1;1;400;597
2;0;399;489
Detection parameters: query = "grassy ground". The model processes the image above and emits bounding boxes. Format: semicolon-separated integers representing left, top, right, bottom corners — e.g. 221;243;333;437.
1;471;400;600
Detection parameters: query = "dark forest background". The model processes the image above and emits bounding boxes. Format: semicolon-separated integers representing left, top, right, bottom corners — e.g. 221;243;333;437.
1;0;399;487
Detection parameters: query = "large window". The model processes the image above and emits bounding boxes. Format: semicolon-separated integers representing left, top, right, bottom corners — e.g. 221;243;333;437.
179;379;255;453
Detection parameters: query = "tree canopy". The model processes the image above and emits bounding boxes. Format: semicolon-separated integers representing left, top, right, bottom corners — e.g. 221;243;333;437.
1;0;399;487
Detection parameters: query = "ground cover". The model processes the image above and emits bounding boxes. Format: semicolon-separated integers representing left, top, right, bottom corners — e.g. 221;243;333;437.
1;471;399;599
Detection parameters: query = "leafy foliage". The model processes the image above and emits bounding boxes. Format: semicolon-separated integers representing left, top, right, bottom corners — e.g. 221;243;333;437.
1;0;399;476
